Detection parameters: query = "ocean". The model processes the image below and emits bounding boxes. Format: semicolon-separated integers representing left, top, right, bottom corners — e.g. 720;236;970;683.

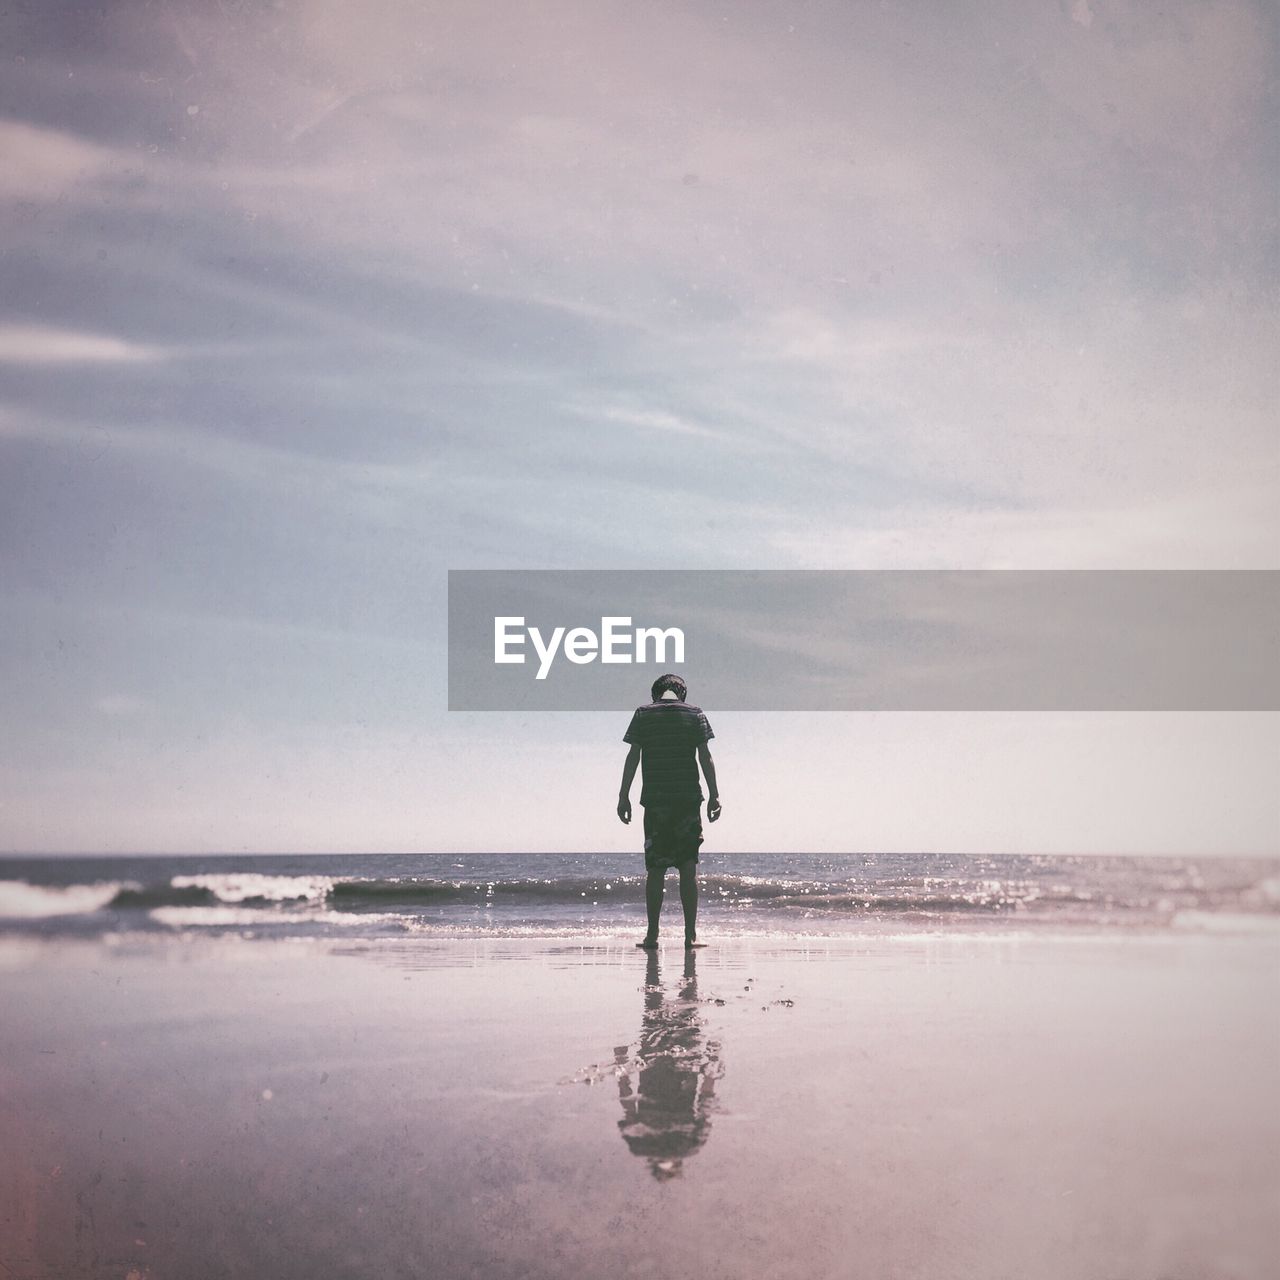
6;850;1279;1279
2;851;1277;940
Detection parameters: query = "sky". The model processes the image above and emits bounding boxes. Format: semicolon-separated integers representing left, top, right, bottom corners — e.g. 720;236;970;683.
1;0;1276;855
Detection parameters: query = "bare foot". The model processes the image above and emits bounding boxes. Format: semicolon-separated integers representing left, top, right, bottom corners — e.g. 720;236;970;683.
636;937;659;949
685;938;707;949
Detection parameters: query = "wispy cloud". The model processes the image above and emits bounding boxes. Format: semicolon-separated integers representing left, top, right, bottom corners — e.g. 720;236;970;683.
0;119;121;200
579;403;738;444
769;477;1280;570
0;324;164;364
0;403;436;512
94;694;147;716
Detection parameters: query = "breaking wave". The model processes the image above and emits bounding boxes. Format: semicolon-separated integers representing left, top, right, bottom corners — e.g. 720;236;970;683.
3;855;1278;937
0;880;126;918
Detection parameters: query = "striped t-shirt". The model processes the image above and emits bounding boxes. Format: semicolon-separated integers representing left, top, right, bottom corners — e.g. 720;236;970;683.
623;700;715;806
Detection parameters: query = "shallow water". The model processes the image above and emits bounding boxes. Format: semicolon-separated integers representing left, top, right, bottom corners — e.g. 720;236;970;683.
2;851;1277;941
3;929;1277;1279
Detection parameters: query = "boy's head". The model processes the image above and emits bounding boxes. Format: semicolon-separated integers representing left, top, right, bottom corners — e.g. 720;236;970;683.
651;673;687;702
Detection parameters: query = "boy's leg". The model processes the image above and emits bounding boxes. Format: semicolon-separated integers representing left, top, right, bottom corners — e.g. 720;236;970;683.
638;804;663;946
678;861;699;944
641;866;664;945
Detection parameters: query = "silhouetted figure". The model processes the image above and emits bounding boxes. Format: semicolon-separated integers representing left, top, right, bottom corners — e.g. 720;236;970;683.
614;949;722;1180
617;673;721;948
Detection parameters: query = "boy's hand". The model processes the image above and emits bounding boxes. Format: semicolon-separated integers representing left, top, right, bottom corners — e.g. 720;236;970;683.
707;796;722;822
617;797;632;824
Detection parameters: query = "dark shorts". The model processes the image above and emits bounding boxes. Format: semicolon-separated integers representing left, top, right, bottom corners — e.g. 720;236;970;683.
642;802;703;871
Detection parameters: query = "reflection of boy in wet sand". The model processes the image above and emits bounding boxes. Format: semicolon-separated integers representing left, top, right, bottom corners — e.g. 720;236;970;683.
617;674;721;949
615;949;722;1180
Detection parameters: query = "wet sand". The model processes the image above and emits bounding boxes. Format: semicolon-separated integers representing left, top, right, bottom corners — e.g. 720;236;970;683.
2;930;1277;1279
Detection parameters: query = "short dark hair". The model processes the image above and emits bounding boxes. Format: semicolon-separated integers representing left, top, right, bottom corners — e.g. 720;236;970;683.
651;673;687;702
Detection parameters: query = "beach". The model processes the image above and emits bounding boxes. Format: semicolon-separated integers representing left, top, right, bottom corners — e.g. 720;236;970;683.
3;911;1277;1280
7;1;1278;1276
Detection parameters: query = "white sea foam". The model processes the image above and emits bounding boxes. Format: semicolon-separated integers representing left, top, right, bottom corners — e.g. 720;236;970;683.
169;873;332;903
0;879;127;918
1171;909;1280;935
149;905;400;929
1255;877;1280;905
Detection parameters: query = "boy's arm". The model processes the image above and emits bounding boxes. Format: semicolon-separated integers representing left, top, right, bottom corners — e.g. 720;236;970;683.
697;743;721;821
617;744;642;823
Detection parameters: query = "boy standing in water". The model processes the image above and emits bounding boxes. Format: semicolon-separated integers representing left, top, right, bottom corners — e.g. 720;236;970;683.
617;674;721;948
